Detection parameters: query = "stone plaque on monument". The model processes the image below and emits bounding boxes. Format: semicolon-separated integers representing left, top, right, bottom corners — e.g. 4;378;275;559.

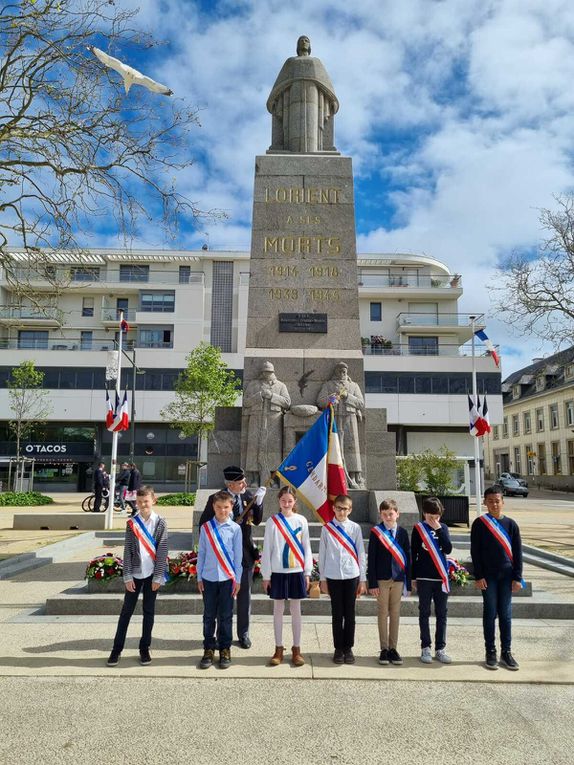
279;313;327;333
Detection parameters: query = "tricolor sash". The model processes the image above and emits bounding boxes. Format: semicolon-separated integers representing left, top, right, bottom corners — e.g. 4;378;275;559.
325;520;359;566
204;519;236;582
129;513;167;581
371;525;407;572
414;521;450;594
272;513;306;570
479;513;525;587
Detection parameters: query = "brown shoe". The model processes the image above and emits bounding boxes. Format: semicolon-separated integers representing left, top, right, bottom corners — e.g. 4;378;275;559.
269;646;284;666
291;646;305;666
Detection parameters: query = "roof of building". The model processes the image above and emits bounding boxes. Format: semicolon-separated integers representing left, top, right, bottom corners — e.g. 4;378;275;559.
502;345;574;403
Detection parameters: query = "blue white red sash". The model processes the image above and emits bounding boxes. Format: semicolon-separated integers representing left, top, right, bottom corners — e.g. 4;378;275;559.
371;525;407;572
325;521;359;566
414;521;450;594
204;519;236;582
479;513;514;563
129;514;167;581
272;513;306;569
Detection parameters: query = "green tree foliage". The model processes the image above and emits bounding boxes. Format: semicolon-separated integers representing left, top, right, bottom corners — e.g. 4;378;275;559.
396;446;458;495
396;454;422;492
7;361;53;456
161;342;241;466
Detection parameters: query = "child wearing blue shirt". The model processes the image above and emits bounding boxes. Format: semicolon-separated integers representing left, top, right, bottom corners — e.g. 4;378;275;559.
197;491;243;669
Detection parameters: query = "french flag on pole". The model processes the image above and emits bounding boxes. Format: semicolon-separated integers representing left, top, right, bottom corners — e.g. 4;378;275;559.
275;402;347;524
105;388;115;430
468;394;489;437
111;390;130;432
474;329;500;367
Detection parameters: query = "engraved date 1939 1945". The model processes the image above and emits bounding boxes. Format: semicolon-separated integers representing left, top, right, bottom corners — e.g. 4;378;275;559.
268;288;340;301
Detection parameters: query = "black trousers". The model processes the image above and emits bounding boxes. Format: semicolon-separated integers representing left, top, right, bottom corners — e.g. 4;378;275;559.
93;487;103;513
112;575;157;652
236;564;254;640
327;577;359;650
417;579;448;650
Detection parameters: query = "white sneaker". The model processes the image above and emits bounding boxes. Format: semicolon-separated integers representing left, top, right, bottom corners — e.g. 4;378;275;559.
435;648;452;664
420;647;432;664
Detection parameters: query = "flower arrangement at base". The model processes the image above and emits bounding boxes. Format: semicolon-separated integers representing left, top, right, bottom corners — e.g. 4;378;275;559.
85;553;123;581
447;558;471;587
166;550;197;584
253;558;262;578
310;558;320;582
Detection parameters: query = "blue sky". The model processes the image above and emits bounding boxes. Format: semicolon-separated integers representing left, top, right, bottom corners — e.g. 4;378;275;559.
103;0;574;375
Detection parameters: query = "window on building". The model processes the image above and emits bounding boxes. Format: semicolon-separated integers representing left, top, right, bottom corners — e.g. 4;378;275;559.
116;298;129;319
549;403;559;430
536;408;545;432
70;266;100;282
370;302;382;322
82;297;94;317
568;440;574;475
512;385;521;399
119;264;149;282
18;330;48;349
179;265;191;284
565;364;574;381
512;414;519;436
502;417;508;438
536;375;546;391
565;401;574;427
523;411;531;434
408;336;439;355
525;445;535;475
551;441;561;474
538;443;547;474
210;261;233;352
80;331;93;350
493;425;499;440
514;446;521;475
140;292;175;313
138;327;173;349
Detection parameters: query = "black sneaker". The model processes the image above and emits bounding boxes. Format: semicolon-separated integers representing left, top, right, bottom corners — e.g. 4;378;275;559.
139;648;151;665
388;649;403;665
344;649;356;665
333;649;345;664
199;649;214;669
238;636;252;649
485;650;499;670
500;651;519;671
219;648;231;669
378;649;389;665
106;651;120;667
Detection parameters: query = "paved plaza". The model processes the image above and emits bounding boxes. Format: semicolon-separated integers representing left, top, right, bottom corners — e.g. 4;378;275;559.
1;492;573;764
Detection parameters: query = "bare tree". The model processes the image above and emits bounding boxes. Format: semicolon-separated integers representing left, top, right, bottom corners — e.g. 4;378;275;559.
0;0;218;296
493;195;574;346
7;361;52;457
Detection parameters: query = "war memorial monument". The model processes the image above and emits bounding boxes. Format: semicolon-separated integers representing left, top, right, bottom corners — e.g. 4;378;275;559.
201;35;410;525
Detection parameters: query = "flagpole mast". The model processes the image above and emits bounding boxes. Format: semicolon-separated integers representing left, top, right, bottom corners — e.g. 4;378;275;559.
470;316;481;518
105;312;124;530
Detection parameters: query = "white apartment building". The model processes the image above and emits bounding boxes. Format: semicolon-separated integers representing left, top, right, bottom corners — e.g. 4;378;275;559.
0;249;502;492
484;347;574;491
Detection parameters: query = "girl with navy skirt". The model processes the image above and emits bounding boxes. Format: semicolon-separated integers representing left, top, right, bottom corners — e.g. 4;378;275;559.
261;486;313;667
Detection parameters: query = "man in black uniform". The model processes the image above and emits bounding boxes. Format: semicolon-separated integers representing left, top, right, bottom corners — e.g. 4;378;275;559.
199;465;266;649
93;462;106;513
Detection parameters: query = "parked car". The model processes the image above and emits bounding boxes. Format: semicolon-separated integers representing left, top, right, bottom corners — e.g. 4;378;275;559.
500;472;529;488
498;476;529;497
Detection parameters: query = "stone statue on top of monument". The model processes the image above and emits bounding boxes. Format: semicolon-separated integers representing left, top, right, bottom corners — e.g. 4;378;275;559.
243;361;291;486
267;35;339;153
317;362;366;489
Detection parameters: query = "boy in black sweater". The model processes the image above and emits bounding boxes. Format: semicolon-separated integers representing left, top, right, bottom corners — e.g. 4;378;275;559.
411;497;453;664
367;499;411;666
471;485;523;671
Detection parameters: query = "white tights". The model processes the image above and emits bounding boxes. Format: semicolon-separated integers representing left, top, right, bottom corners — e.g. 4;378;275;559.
273;599;302;647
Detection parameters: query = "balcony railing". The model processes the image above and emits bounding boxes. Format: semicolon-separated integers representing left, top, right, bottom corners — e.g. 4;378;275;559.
359;273;462;289
397;312;484;327
101;308;134;322
362;342;498;357
6;267;204;287
0;306;63;322
0;339;136;351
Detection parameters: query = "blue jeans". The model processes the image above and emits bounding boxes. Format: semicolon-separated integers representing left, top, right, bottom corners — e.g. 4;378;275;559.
202;578;234;650
481;572;513;652
417;580;448;650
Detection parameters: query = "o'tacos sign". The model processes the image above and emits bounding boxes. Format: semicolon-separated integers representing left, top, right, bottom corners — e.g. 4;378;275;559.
24;443;68;454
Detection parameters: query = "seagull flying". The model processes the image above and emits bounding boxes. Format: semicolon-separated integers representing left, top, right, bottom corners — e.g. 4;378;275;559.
88;45;173;96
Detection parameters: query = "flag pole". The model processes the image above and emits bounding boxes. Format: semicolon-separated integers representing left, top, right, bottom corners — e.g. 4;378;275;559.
470;316;481;518
105;312;124;529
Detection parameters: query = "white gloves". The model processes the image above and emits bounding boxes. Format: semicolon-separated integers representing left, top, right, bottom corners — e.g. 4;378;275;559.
254;486;267;504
